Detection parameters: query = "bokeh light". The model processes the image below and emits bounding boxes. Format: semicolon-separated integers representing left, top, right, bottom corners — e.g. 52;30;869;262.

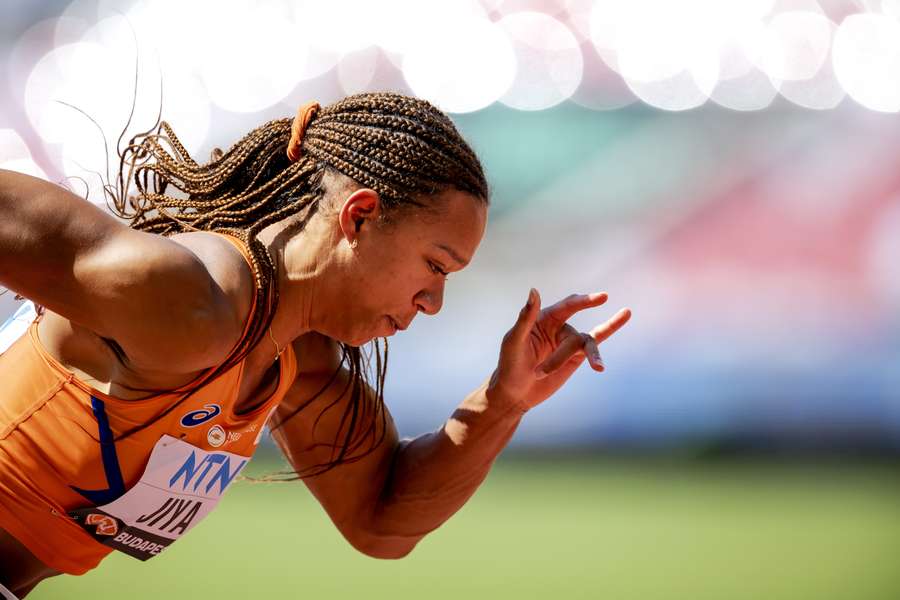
710;25;780;111
883;0;900;18
0;129;47;180
832;12;900;112
777;16;845;109
336;47;379;96
710;67;779;111
402;8;516;113
590;0;726;111
569;39;636;110
757;10;832;81
23;12;211;198
193;2;300;113
119;0;301;114
497;11;583;111
625;66;717;112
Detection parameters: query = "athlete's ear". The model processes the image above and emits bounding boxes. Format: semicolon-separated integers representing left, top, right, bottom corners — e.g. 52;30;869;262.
338;188;382;247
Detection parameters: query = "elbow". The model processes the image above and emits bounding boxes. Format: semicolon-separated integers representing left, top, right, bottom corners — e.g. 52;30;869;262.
359;543;416;561
346;530;421;560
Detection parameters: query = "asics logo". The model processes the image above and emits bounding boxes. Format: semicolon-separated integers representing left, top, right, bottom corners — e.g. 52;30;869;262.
180;404;221;428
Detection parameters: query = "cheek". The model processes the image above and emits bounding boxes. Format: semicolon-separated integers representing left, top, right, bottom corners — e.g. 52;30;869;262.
351;241;430;311
359;252;420;292
348;265;402;316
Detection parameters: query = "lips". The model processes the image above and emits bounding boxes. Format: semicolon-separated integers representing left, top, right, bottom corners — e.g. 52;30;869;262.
385;316;398;335
393;315;414;331
387;316;409;333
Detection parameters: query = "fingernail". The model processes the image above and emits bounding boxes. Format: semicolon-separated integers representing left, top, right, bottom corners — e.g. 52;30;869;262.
526;288;536;307
534;366;548;380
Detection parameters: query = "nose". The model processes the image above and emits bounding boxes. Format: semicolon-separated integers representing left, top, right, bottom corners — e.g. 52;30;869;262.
414;280;445;316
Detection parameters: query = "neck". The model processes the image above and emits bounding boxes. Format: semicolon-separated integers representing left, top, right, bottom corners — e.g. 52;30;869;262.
256;217;333;351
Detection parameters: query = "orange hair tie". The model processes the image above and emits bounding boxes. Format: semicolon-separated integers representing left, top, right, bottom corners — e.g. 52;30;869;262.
286;100;320;162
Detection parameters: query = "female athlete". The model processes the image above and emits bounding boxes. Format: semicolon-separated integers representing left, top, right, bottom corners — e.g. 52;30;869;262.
0;92;630;597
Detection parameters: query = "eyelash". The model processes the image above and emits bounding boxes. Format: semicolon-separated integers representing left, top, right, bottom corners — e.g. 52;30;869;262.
428;261;450;280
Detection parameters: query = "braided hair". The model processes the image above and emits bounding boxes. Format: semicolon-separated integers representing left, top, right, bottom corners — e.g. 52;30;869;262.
108;92;489;477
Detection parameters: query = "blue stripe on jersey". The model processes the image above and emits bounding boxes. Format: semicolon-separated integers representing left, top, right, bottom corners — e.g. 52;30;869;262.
71;396;126;505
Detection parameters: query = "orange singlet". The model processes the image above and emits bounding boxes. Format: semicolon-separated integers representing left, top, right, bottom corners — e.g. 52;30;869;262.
0;233;297;574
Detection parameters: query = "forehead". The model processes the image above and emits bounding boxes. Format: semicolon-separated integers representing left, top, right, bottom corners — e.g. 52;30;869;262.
402;189;487;259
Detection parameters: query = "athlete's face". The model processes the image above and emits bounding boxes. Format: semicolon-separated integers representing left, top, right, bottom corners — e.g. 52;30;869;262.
330;188;487;346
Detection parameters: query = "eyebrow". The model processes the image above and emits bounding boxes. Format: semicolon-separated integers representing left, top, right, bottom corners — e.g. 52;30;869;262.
434;243;470;267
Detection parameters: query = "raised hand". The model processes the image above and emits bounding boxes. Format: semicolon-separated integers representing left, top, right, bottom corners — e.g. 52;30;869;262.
489;289;631;413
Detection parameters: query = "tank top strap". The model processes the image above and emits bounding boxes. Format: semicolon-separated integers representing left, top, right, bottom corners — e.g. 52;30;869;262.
211;232;299;387
207;231;268;361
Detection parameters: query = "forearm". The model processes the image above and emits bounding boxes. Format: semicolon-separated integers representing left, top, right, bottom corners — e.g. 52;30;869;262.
371;373;523;543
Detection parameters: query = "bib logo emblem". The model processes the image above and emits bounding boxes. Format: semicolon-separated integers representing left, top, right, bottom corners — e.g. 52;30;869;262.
86;513;119;536
207;425;226;448
180;404;221;428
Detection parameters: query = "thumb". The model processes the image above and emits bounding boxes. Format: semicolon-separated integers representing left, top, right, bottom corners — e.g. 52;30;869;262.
507;288;540;345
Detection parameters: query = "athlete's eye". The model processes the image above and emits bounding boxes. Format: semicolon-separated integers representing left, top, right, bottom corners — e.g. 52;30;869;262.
427;260;450;280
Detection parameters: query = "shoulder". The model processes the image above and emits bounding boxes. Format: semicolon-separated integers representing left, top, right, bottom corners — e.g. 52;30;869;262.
35;229;261;383
160;231;257;365
167;231;255;318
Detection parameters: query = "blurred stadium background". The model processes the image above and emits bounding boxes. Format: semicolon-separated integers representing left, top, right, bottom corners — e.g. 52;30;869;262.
1;0;898;598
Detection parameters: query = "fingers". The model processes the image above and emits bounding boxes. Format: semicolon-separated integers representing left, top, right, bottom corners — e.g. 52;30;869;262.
582;334;604;371
505;288;541;346
535;304;632;379
505;288;630;381
589;307;632;344
544;292;608;325
556;323;603;371
535;324;603;379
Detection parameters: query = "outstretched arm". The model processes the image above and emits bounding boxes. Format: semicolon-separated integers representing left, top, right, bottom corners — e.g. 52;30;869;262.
365;377;522;554
274;290;630;559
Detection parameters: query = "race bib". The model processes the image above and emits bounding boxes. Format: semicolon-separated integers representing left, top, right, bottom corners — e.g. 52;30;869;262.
69;434;248;560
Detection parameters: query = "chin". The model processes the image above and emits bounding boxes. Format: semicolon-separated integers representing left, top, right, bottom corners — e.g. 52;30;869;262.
332;318;391;347
321;326;370;348
344;331;382;348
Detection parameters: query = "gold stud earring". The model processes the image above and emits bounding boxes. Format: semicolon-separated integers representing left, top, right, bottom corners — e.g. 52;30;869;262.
350;239;358;250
